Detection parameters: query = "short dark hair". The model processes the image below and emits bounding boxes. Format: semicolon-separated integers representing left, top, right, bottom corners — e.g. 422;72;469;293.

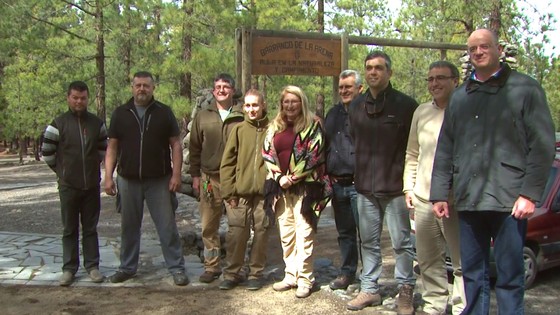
364;50;392;71
429;60;460;78
214;73;235;88
67;81;89;96
133;71;155;82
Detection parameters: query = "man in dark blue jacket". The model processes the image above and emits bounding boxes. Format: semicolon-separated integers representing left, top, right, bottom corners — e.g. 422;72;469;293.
42;81;107;286
324;69;362;291
431;29;556;314
104;71;188;286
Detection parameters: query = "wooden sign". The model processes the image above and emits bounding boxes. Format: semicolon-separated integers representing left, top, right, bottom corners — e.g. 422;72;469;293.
251;35;341;76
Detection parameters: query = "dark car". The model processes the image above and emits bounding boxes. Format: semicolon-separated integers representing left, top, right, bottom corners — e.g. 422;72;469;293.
411;154;560;288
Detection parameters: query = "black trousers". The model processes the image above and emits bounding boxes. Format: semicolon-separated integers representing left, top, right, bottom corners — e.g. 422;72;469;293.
59;185;101;273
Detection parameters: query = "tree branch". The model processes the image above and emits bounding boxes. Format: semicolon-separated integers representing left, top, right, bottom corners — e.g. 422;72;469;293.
28;14;93;43
59;0;96;16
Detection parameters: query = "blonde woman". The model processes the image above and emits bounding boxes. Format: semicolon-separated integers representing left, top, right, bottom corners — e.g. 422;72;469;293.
262;85;331;298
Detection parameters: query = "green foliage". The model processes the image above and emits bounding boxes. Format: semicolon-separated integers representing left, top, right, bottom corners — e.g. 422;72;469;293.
0;0;559;142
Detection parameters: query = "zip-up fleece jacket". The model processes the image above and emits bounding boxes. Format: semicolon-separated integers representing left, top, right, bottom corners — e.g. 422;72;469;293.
107;97;179;180
42;110;107;189
189;100;244;177
348;83;418;197
430;64;556;211
220;114;269;201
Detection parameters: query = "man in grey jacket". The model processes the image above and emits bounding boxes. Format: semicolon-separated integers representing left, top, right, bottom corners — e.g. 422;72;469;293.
431;29;555;314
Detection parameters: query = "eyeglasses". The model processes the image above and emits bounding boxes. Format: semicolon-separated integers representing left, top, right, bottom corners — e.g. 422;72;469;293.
426;75;456;83
468;44;492;54
282;100;301;106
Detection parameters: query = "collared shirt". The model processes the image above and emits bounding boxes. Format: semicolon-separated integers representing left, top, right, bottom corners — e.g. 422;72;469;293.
471;65;503;82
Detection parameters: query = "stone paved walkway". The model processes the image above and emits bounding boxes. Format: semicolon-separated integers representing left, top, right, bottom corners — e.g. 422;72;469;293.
0;209;341;289
0;231;208;287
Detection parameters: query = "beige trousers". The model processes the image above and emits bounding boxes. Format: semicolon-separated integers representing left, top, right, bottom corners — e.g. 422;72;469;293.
199;172;224;272
223;195;270;280
276;191;315;288
415;196;465;315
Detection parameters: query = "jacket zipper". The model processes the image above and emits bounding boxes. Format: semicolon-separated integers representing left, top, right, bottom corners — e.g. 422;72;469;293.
129;109;144;179
78;118;88;188
253;126;261;191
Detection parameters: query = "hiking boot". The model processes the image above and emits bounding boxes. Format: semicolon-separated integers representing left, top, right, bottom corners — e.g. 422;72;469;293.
346;292;382;311
219;279;240;290
295;286;312;298
88;269;104;283
173;272;189;286
329;275;354;290
272;280;296;291
396;284;415;315
199;270;221;283
109;271;136;283
246;278;263;291
59;271;74;286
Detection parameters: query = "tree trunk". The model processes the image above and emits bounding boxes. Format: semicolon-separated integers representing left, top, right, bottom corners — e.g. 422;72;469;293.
488;0;503;35
123;1;132;86
95;0;107;123
34;135;41;161
317;0;324;33
315;94;324;119
179;0;193;101
18;136;26;164
154;5;162;83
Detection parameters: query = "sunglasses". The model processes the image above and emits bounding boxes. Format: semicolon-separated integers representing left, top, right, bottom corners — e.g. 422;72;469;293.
364;93;386;116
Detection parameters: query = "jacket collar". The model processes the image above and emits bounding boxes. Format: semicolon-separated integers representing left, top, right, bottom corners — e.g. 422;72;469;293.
124;97;157;109
466;63;512;94
366;81;393;101
245;113;269;128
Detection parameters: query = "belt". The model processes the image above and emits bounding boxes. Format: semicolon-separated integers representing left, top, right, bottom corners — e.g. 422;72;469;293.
332;175;354;186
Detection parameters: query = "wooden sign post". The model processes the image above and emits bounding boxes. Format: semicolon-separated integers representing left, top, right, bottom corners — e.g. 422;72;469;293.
251;36;342;76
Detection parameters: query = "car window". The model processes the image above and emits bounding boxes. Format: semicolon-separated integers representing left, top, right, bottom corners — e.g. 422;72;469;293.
544;166;559;209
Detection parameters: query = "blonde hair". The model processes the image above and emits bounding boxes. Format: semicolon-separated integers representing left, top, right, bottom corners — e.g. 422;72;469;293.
270;85;314;133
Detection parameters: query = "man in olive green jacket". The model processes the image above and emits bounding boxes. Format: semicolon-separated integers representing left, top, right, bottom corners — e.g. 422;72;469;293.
218;89;270;291
189;73;244;283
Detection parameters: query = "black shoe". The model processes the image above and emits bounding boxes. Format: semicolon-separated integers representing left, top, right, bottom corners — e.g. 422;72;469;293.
110;271;136;283
246;278;263;291
329;275;354;290
219;279;239;290
173;271;189;286
199;270;222;283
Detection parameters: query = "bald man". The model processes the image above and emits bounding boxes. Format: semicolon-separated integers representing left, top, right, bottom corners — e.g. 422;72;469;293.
430;29;555;314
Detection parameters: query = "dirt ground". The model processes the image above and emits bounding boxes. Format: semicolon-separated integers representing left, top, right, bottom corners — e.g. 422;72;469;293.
1;156;560;315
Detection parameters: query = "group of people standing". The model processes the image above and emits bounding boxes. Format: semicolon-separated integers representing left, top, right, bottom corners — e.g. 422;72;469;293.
43;28;555;315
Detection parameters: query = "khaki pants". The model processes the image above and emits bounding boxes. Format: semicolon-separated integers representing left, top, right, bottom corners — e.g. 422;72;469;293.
199;172;224;272
415;196;465;315
276;191;315;288
223;196;270;280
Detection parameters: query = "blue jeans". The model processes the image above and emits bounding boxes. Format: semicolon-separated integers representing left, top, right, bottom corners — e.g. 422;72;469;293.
332;183;359;277
117;175;185;274
459;211;526;315
357;193;415;293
